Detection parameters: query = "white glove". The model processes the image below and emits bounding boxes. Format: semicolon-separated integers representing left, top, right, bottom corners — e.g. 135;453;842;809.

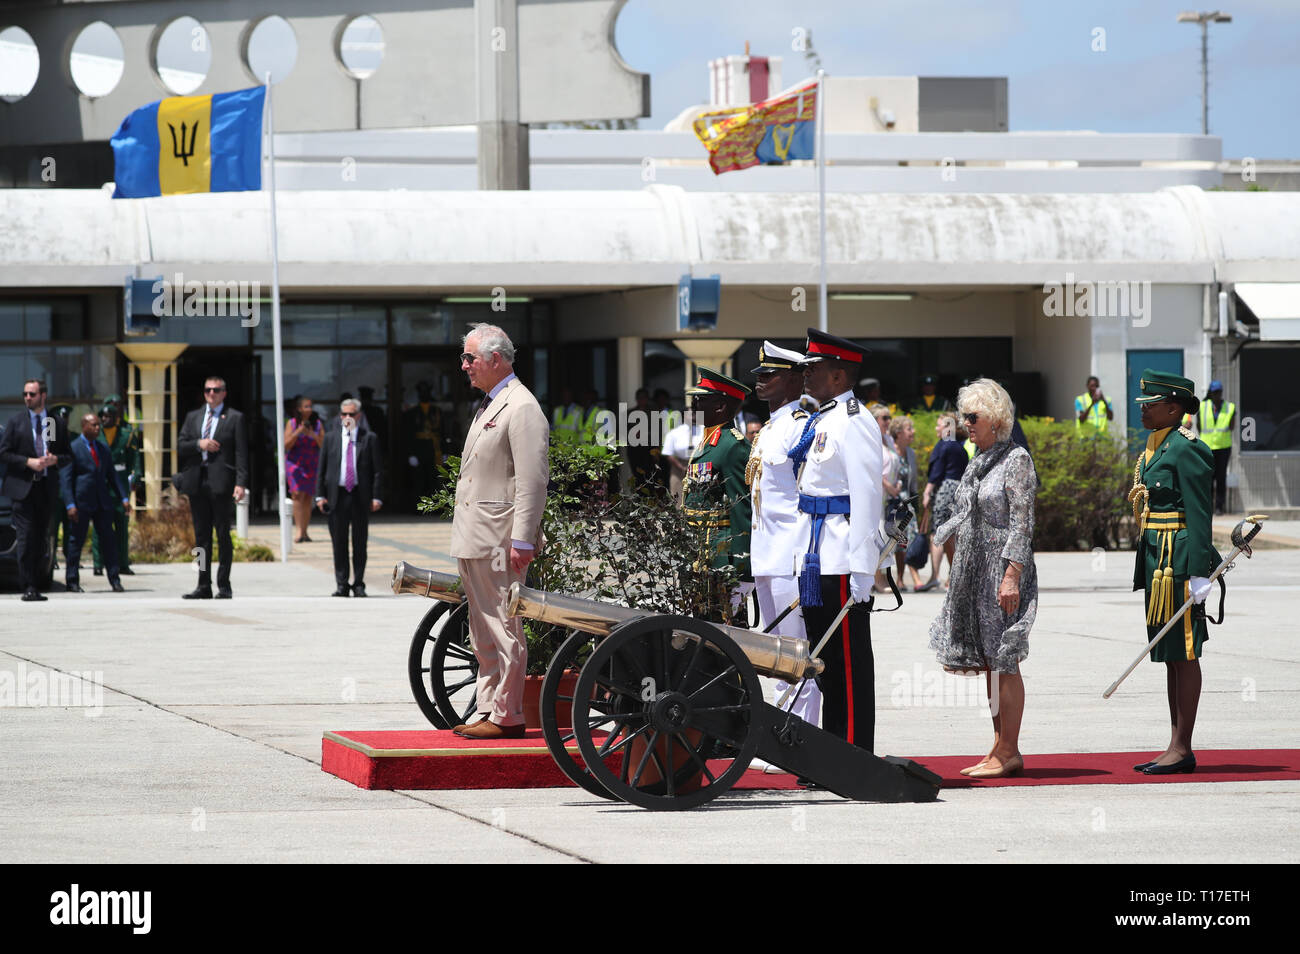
849;572;872;603
407;455;419;468
1190;576;1212;605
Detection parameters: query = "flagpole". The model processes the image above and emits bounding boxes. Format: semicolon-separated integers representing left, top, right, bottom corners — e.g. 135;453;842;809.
816;69;828;333
265;72;291;564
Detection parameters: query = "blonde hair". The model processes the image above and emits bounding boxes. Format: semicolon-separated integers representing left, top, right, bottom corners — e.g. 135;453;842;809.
936;413;958;439
888;414;913;439
956;378;1014;442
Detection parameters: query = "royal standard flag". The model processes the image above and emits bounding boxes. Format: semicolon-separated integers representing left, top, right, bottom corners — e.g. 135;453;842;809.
693;80;817;175
111;86;266;198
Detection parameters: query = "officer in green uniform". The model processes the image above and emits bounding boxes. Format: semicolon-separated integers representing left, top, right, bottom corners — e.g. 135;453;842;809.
682;369;752;621
1128;369;1220;776
91;402;141;575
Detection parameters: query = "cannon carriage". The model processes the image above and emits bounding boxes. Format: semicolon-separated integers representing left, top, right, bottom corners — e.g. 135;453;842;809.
395;561;940;810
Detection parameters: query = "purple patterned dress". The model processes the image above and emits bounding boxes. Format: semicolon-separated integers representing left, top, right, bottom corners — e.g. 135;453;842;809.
285;419;323;494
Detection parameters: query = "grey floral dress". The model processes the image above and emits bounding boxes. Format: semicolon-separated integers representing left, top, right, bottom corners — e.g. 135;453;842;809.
927;441;1038;674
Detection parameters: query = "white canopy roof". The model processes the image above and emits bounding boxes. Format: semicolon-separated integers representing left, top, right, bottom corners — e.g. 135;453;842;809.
1;185;1297;291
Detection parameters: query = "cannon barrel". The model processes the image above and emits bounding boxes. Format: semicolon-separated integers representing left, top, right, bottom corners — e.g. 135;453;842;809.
506;582;822;683
390;561;465;603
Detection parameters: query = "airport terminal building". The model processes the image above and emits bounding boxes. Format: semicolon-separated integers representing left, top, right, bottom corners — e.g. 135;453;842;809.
3;1;1299;513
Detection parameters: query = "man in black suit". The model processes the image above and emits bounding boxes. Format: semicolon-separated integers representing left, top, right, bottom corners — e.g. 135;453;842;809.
176;376;248;599
315;399;383;597
61;413;130;593
0;379;71;601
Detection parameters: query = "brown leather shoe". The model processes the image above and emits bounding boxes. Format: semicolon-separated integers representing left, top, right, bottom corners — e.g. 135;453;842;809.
451;716;490;733
455;720;526;740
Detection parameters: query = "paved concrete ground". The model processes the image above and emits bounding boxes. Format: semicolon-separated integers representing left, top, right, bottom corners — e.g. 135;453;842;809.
1;518;1296;864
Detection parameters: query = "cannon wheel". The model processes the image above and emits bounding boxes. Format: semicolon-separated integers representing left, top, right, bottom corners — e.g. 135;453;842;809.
540;630;617;800
406;601;478;729
570;615;762;811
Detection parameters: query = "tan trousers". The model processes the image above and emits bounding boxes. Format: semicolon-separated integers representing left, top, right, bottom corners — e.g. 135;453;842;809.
458;556;527;726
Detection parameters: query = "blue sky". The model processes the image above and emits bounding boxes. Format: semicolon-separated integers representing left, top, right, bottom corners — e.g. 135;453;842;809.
615;0;1300;157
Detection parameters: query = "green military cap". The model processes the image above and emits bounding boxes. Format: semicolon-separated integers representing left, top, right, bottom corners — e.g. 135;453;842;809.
686;367;751;400
99;403;117;416
1136;369;1199;414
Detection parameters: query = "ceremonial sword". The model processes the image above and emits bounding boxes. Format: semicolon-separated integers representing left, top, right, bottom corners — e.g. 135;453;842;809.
1102;514;1268;699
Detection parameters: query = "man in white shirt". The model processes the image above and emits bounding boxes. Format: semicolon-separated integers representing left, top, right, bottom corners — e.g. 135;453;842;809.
745;341;821;730
792;329;884;752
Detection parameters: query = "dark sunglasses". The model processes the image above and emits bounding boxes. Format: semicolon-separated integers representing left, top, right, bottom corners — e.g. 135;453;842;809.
963;413;979;425
205;386;226;393
340;411;358;418
23;391;40;397
460;353;479;364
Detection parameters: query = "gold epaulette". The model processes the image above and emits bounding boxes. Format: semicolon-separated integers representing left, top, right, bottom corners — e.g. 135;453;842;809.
792;410;808;420
1178;426;1197;442
730;427;745;441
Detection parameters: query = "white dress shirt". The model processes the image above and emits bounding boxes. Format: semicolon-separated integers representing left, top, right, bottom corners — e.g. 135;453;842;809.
201;403;223;463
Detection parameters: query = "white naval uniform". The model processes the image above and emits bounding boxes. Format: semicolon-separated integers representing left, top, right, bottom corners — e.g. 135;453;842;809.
750;399;821;726
794;389;885;601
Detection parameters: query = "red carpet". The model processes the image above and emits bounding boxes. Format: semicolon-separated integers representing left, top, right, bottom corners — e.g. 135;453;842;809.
321;731;1300;792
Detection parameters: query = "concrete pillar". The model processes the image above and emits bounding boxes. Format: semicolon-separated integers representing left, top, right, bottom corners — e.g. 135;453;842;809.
476;0;529;190
116;342;188;513
616;335;642;406
672;338;746;395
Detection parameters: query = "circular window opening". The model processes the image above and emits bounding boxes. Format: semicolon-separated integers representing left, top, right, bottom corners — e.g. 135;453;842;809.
153;16;211;95
0;25;40;102
336;15;384;79
244;15;297;85
70;21;125;98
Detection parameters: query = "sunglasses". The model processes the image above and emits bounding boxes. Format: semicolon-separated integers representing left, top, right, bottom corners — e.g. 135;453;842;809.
963;413;979;425
23;391;40;397
460;353;480;364
340;411;358;418
205;386;226;394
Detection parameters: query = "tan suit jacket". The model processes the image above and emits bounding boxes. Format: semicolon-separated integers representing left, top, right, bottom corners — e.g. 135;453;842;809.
449;377;550;559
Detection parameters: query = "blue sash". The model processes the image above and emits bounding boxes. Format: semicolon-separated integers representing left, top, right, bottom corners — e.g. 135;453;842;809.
798;493;850;606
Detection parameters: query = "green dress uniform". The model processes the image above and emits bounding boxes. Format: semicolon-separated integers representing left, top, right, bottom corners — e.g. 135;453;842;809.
683;423;752;578
1129;373;1221;663
92;420;141;572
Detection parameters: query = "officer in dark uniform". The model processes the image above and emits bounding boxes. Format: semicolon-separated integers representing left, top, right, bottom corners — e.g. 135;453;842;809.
911;374;954;413
682;368;752;622
1128;369;1220;776
92;401;140;576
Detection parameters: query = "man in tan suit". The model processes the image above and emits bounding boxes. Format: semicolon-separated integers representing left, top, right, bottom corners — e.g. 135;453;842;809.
449;323;550;739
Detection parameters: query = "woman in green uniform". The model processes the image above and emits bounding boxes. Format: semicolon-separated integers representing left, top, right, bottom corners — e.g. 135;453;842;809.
1129;370;1220;775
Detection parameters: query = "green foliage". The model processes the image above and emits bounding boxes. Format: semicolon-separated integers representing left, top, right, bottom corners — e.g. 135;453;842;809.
421;440;743;674
1015;417;1133;551
900;410;1134;551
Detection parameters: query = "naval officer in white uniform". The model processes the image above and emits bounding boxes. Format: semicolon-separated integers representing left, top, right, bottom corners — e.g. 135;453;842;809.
745;341;822;730
791;329;884;752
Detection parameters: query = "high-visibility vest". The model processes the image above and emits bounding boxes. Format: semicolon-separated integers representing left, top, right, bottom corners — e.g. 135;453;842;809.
963;438;976;459
551;404;581;439
1075;393;1109;435
1199;401;1235;451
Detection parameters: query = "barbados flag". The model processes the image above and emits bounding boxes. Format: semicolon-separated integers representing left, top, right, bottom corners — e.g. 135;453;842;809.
693;80;817;175
111;86;265;198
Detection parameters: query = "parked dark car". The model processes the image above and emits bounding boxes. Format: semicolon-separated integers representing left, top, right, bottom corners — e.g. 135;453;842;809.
0;422;59;590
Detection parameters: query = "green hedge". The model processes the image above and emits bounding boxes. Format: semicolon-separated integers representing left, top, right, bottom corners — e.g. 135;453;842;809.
897;409;1133;551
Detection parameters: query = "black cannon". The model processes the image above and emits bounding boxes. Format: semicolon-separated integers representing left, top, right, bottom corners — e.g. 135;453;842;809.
395;562;940;810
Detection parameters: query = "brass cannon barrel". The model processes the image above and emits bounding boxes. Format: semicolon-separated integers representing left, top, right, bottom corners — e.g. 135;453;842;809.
506;582;822;683
390;561;465;603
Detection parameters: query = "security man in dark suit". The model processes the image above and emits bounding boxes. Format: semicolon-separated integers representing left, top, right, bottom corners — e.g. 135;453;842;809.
176;376;248;599
61;413;130;593
0;379;71;601
91;401;141;577
315;398;383;597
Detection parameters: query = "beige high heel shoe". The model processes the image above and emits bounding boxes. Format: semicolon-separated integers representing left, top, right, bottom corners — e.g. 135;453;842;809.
967;754;1023;779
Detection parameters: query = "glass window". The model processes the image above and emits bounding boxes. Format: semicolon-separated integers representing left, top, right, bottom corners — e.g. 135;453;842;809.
253;303;386;347
1241;346;1300;450
257;348;389;409
152;315;251;346
0;300;84;341
392;303;456;345
0;343;117;413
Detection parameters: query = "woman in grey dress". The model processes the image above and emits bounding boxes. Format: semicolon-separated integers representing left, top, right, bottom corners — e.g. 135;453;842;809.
928;379;1038;779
